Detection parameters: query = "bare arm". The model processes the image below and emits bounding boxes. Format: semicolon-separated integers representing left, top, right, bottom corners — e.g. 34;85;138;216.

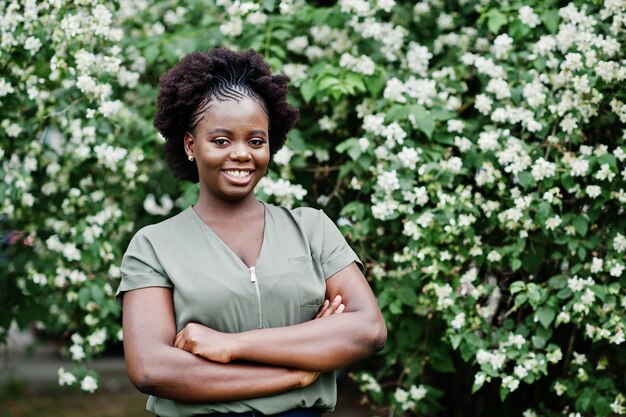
122;287;318;402
175;262;387;372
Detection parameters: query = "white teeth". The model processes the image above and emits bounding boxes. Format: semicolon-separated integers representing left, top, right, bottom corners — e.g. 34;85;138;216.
224;170;251;179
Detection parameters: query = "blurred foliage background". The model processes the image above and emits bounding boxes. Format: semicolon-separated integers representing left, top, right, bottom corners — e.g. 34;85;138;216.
1;0;626;416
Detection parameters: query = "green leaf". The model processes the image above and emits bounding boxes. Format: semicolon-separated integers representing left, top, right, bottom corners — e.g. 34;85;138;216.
541;9;560;34
593;396;611;417
548;275;567;289
318;76;340;90
532;334;546;349
299;80;316;103
429;347;456;373
408;105;435;138
517;172;534;188
572;216;588;236
450;335;461;350
576;394;592;412
499;386;509;401
144;45;160;65
488;10;508;34
262;0;276;12
510;281;526;294
536;306;556;328
389;301;402;315
364;75;384;97
397;288;417;306
510;258;522;271
386;105;409;121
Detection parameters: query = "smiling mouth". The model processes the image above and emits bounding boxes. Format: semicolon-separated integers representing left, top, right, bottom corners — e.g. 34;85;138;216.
223;170;253;179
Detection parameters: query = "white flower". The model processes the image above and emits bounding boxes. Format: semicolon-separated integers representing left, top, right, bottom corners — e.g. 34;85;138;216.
547;347;563;363
595;163;615;181
257;177;307;208
514;365;528;379
87;328;107;347
394;387;409;403
486;78;510;100
377;0;395;12
477;130;500;152
451;312;465;330
560;114;578;133
545;216;562;230
475;94;493;114
487;251;502;262
383;78;407;102
585;185;601;198
377;170;400;193
502;376;520;391
273;147;294;165
531;158;556;181
318;116;336;132
454;136;472;152
590;257;604;273
69;344;85;361
58;368;77;386
363;114;386;135
447;119;465;133
610;399;625;414
339;53;375;75
397;147;420;169
519;6;540;28
358;137;370;152
410;384;427;401
442;156;463;173
143;194;173;216
406;42;432;76
492;34;514;59
219;17;243;37
282;64;307;86
569;158;589;177
286;36;308;54
610;263;625;277
24;36;43;55
554;381;567;396
614;234;626;252
80;375;98;393
0;78;15;97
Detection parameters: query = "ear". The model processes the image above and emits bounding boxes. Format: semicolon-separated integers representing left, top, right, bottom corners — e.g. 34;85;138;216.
184;132;194;157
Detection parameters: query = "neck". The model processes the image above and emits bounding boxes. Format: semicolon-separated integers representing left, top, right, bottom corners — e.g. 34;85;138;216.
193;190;261;221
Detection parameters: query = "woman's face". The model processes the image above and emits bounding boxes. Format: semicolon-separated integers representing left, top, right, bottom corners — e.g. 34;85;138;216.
184;96;270;202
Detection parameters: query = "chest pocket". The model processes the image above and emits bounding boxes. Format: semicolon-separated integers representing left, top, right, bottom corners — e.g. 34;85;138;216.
288;256;325;307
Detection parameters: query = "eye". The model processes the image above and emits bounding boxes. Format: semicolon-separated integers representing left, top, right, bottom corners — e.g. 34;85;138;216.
212;137;230;145
249;138;266;147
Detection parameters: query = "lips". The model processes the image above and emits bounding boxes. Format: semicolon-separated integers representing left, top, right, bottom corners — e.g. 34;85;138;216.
221;169;255;185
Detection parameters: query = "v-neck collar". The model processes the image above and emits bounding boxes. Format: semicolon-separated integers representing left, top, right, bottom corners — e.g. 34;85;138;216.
187;202;268;270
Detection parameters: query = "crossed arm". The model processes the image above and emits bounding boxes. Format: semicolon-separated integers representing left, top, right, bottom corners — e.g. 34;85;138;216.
122;262;387;403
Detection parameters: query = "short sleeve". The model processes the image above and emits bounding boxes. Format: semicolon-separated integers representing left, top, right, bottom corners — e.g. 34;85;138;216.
311;210;364;279
115;228;173;308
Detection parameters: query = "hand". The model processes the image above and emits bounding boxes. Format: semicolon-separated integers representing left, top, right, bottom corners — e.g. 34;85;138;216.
294;369;321;388
174;323;236;363
314;295;345;319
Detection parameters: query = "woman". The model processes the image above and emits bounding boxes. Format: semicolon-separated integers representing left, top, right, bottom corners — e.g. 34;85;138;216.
117;48;386;417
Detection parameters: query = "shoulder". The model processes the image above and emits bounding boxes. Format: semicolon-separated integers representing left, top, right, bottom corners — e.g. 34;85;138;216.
264;203;329;228
128;207;195;245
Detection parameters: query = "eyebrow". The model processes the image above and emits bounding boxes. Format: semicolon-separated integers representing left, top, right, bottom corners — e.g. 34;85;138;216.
206;128;268;136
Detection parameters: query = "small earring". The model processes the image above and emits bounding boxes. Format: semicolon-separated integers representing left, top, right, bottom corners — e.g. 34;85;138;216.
188;155;194;161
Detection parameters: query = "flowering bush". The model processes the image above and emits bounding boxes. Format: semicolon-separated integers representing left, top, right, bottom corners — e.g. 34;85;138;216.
2;0;626;415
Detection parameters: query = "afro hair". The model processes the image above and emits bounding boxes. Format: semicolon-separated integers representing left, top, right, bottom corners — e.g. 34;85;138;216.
154;48;299;183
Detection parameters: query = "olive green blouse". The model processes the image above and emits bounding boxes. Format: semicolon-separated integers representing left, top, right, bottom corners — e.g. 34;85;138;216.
117;203;363;417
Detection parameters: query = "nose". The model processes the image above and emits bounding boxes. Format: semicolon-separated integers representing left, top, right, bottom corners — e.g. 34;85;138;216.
229;143;251;161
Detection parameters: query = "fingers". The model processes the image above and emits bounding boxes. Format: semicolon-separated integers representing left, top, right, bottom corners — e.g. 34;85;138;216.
315;295;345;319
